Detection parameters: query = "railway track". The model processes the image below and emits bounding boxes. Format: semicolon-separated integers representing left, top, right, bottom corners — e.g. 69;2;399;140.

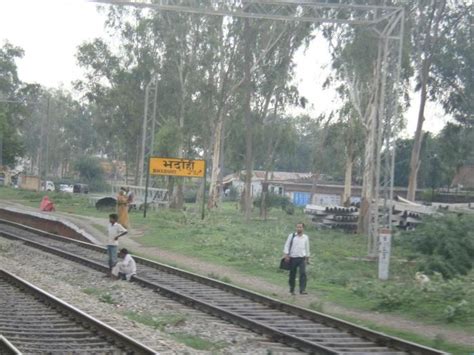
0;268;156;354
0;218;445;355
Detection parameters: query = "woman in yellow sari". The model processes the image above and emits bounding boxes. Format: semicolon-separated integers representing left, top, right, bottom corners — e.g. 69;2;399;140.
117;188;129;229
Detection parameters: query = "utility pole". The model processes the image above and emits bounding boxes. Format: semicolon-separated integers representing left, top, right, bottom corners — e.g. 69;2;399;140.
37;96;50;191
44;97;51;182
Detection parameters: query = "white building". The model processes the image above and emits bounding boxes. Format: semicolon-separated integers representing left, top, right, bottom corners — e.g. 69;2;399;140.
222;170;312;197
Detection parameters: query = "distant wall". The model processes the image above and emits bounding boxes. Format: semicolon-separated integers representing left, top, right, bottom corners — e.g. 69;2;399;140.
19;175;39;191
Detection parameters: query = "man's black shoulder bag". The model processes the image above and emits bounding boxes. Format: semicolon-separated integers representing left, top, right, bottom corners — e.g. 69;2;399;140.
279;233;296;271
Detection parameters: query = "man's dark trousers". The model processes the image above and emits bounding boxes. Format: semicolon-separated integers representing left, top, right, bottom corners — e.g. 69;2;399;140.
289;257;307;293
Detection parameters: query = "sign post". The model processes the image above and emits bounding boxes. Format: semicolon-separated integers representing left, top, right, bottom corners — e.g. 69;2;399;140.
143;157;151;218
144;157;206;218
201;162;207;220
378;228;392;280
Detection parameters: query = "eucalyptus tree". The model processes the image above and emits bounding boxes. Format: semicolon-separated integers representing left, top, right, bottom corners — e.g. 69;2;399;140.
256;114;298;220
333;103;365;206
149;9;222;209
0;42;26;167
436;123;474;185
406;0;472;200
228;15;313;220
205;15;298;210
323;26;386;236
430;1;473;126
75;7;159;184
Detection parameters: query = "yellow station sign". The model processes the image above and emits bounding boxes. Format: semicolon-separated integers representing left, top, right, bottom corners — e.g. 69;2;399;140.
149;157;205;177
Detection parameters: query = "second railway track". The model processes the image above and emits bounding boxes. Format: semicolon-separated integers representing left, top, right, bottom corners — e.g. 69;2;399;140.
0;268;156;354
0;218;445;355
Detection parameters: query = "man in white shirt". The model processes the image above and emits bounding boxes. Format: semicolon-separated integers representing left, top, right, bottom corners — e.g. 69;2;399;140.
107;213;128;274
283;222;310;295
112;248;137;281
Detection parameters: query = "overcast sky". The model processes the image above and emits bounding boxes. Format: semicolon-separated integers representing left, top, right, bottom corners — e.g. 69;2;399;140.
0;0;449;135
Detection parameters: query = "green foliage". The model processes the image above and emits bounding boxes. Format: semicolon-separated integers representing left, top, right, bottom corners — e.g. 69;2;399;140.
253;193;293;213
183;188;197;203
437;123;474;182
350;274;473;323
372;284;417;311
402;214;474;278
170;333;228;351
154;120;181;157
82;287;102;296
223;186;239;202
73;156;107;192
443;300;470;323
0;41;26;166
426;1;473;125
98;292;117;305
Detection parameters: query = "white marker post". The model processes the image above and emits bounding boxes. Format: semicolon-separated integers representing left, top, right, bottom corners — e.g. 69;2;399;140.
378;228;392;280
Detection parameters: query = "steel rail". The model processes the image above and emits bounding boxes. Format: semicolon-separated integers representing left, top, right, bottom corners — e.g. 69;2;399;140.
0;335;21;355
0;268;157;354
0;218;446;355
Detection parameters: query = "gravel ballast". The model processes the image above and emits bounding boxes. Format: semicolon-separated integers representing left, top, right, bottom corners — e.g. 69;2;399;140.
0;239;303;354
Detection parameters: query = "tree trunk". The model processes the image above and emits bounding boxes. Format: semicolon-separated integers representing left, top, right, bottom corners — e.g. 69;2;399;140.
171;60;187;210
218;118;226;203
407;1;445;201
125;149;129;186
357;104;377;237
133;136;141;186
407;59;429;201
208;112;224;209
342;153;353;207
310;173;319;204
243;18;254;221
260;171;269;220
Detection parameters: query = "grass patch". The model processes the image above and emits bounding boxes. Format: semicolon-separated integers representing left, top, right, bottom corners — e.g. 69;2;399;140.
207;273;232;284
133;204;473;332
123;311;186;330
0;186;110;218
170;332;228;351
98;292;117;304
82;287;102;296
309;301;324;312
82;287;118;305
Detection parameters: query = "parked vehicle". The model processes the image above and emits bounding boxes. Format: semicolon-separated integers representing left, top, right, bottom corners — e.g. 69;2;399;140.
59;184;73;193
41;180;55;192
73;183;89;194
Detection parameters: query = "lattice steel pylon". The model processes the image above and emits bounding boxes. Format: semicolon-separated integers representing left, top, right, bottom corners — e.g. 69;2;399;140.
91;0;404;253
138;76;159;187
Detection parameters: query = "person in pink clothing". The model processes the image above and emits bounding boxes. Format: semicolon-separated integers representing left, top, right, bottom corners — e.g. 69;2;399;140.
39;196;55;212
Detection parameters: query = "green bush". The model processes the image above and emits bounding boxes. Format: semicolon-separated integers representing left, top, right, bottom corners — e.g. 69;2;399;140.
372;284;417;310
73;156;107;192
253;193;294;214
443;300;471;323
402;214;474;278
284;203;295;215
184;189;198;203
350;274;474;323
420;189;437;203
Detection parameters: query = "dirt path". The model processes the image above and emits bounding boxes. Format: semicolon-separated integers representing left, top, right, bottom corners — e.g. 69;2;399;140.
1;200;472;348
